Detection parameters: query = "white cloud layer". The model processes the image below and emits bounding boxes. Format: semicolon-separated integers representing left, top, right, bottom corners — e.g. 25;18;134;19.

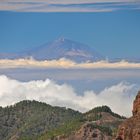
0;75;138;117
0;58;140;69
0;0;139;12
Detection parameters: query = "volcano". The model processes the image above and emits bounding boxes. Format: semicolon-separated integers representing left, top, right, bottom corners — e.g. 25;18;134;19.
0;38;105;62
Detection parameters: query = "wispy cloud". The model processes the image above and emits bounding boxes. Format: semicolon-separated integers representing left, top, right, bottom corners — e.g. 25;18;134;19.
0;58;140;69
0;75;138;116
0;0;139;12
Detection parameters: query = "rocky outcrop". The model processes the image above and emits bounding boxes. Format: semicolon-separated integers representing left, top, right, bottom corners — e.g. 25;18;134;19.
116;91;140;140
52;106;125;140
133;91;140;116
55;123;112;140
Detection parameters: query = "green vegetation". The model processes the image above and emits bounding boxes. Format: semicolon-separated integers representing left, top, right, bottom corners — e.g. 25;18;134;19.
0;101;125;140
87;123;113;136
38;117;84;140
84;105;126;121
0;100;82;140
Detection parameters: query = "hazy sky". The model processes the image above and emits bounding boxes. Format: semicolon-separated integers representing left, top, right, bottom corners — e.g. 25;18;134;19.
0;1;140;115
0;1;140;58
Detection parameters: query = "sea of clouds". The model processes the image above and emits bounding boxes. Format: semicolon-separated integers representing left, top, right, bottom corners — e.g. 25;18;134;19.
0;75;138;117
0;58;140;69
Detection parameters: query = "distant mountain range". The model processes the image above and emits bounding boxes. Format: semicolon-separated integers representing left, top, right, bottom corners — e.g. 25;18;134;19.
0;38;105;62
0;38;139;63
0;100;125;140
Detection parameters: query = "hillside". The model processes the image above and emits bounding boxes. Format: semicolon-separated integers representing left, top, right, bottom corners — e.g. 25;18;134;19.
0;100;82;140
0;100;125;140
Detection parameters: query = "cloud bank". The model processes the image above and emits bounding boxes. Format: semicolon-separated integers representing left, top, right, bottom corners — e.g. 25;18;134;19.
0;58;140;69
0;75;138;117
0;0;139;12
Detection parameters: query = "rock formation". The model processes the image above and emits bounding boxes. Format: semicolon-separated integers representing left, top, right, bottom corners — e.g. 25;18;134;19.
116;91;140;140
55;123;112;140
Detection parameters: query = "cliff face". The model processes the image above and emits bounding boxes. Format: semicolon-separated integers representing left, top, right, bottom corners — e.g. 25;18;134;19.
133;91;140;117
116;91;140;140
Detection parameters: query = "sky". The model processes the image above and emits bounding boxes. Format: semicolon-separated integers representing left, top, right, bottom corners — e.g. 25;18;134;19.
0;0;140;115
0;0;140;59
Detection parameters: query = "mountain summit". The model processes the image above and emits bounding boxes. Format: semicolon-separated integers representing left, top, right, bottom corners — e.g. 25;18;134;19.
0;38;104;62
22;38;104;62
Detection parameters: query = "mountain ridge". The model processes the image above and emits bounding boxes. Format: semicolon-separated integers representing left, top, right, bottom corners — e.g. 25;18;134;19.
0;100;125;140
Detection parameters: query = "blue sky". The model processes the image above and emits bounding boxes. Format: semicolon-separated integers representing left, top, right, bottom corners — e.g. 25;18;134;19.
0;0;140;59
0;0;140;115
